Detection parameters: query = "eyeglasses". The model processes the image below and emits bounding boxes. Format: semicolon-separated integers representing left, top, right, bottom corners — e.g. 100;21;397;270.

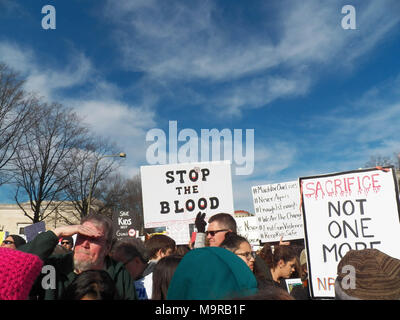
205;229;229;237
2;240;14;245
235;251;256;260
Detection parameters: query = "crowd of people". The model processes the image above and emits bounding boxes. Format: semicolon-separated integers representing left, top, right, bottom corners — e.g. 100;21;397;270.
1;211;400;300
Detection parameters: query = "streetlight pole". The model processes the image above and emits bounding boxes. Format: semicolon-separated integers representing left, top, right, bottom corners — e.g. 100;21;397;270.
87;152;126;215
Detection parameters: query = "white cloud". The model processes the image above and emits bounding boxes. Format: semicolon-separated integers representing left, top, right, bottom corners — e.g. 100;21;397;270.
0;41;93;100
0;41;157;175
0;42;34;73
103;0;400;117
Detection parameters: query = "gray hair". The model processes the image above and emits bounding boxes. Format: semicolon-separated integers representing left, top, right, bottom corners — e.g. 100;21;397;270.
111;238;149;264
81;213;114;246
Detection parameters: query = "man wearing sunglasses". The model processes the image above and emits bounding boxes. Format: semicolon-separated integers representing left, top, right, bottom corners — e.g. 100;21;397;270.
59;236;74;251
19;213;137;300
194;212;237;248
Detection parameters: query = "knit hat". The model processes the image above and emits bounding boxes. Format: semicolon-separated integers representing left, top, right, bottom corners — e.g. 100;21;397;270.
0;247;43;300
335;249;400;300
167;247;258;300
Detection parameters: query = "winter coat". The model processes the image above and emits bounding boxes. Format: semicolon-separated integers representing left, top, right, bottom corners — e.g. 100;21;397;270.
19;230;137;300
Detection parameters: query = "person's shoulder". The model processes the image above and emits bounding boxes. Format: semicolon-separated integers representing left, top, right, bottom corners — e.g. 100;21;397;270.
106;256;125;275
46;251;74;272
290;285;310;300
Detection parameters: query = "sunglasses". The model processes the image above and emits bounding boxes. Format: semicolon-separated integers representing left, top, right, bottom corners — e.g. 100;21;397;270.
205;229;229;237
61;241;71;245
235;251;256;260
2;240;14;245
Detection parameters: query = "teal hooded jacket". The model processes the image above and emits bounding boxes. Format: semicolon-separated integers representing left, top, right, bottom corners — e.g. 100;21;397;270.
167;247;258;300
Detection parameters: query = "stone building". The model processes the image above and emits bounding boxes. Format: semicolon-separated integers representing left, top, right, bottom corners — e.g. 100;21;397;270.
0;201;81;236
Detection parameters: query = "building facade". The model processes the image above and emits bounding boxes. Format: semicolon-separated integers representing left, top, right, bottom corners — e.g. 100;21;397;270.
0;202;81;236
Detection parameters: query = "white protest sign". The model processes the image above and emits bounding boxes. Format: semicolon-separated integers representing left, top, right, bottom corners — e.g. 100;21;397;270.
252;181;303;242
235;216;261;246
166;223;194;245
300;167;400;299
141;160;234;228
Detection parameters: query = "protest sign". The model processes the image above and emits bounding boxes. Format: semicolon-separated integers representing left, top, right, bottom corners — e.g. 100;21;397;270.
252;181;303;242
285;278;303;294
235;216;261;246
24;221;46;242
141;161;234;228
166;223;195;245
112;210;138;240
300;167;400;299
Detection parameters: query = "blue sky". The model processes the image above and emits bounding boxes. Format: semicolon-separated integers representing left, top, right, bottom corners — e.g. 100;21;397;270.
0;0;400;212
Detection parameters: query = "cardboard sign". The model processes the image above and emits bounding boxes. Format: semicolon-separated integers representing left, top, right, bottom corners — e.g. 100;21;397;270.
24;221;46;242
112;210;138;240
300;167;400;299
252;181;303;242
235;216;261;246
141;161;234;228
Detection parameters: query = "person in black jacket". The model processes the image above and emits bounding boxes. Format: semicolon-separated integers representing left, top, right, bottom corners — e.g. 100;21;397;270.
257;243;297;291
19;213;137;300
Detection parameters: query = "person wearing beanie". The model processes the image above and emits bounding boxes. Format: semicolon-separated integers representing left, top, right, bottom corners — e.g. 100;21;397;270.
1;234;27;250
335;248;400;300
0;247;43;300
290;249;310;300
167;247;258;300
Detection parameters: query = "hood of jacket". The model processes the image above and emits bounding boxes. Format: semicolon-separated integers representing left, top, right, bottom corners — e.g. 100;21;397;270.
167;247;258;300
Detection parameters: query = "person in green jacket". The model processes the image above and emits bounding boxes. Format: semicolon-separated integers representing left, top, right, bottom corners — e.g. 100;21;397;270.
20;213;137;300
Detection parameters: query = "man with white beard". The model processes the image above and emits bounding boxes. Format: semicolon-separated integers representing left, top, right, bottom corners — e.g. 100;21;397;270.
20;213;137;300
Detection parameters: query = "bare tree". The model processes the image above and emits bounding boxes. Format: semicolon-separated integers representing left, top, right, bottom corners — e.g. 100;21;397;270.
60;137;123;221
119;174;144;232
11;101;89;223
0;63;33;185
89;173;144;231
364;155;395;169
96;173;128;218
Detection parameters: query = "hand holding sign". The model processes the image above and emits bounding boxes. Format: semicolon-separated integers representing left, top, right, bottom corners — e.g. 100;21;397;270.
279;236;291;246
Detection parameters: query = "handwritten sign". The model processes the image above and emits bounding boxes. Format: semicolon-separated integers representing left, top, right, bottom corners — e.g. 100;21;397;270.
166;223;195;245
235;216;261;246
252;181;303;242
141;161;234;228
112;211;137;240
300;167;400;299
